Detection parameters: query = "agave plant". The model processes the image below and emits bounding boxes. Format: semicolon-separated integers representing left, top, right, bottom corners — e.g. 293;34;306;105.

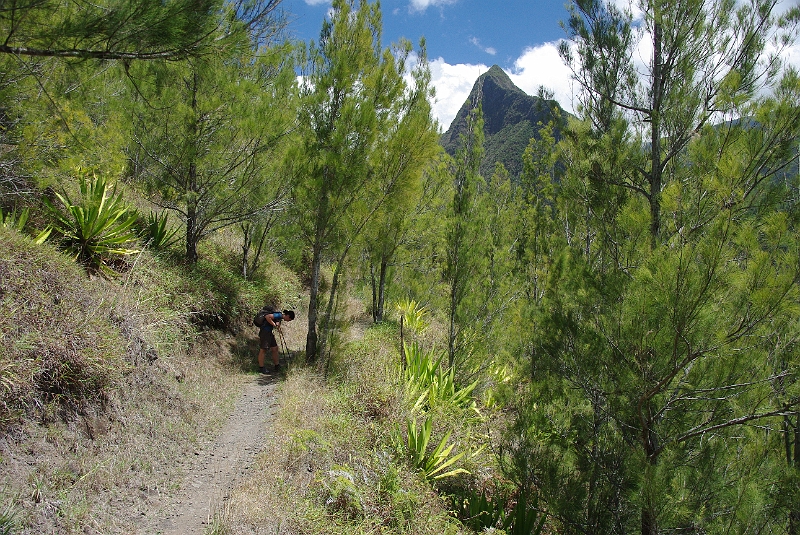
41;172;139;276
395;298;429;334
403;342;444;388
406;414;468;481
140;210;178;250
0;206;29;232
403;342;477;411
502;489;546;535
451;488;507;531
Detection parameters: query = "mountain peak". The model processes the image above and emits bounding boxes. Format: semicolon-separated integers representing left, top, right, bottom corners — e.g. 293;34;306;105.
440;66;567;178
479;65;519;94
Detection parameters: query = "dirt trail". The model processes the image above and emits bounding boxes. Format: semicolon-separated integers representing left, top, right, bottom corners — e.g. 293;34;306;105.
141;372;281;535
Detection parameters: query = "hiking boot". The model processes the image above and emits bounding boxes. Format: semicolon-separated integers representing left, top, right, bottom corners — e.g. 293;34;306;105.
273;364;281;373
259;366;267;374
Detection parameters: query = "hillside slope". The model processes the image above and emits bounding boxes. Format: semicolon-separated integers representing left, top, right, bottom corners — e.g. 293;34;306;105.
0;227;280;534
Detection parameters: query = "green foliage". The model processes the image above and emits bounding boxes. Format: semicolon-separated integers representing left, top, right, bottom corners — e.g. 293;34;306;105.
0;500;16;535
403;342;477;411
496;1;800;532
130;34;295;263
445;102;487;369
450;487;545;534
0;0;220;62
294;0;439;361
451;488;507;531
0;207;29;232
503;490;545;535
139;211;178;250
41;171;139;277
396;298;430;335
322;466;364;520
405;414;468;481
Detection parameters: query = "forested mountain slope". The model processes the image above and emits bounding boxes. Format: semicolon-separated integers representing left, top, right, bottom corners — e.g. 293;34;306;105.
440;65;568;178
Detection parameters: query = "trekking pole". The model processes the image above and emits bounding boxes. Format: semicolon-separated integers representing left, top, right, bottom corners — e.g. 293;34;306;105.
277;328;290;363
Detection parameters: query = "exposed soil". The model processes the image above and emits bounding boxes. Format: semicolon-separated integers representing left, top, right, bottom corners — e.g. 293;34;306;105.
139;371;282;535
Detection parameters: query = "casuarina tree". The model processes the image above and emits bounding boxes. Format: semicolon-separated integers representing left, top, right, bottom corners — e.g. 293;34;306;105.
293;0;438;362
510;0;800;533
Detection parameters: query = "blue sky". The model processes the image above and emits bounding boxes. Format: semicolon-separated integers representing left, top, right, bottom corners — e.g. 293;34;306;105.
282;0;570;64
282;0;800;131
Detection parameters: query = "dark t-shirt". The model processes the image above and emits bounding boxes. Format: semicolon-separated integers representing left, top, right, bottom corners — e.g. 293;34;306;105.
260;311;283;334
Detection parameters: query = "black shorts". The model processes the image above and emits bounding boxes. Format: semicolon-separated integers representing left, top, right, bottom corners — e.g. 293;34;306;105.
259;330;277;349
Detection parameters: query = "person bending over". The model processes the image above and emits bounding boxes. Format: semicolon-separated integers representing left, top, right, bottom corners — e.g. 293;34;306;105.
258;308;295;373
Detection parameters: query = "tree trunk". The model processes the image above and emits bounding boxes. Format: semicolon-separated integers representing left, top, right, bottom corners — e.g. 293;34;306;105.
186;197;199;263
186;70;200;264
642;505;658;535
305;175;330;363
241;222;252;279
448;274;458;368
641;457;659;535
376;258;387;322
318;242;353;362
788;412;800;535
305;240;322;362
370;263;378;323
319;258;343;362
649;16;663;247
641;413;660;535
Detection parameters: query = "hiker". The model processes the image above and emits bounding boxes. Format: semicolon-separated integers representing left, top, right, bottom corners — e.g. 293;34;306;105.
257;307;295;374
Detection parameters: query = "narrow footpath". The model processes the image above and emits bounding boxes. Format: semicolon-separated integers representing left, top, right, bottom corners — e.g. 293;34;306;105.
142;372;281;535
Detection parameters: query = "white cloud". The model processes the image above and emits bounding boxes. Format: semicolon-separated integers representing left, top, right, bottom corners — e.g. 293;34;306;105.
508;42;575;114
427;42;577;130
304;0;329;5
775;0;798;16
428;59;489;130
469;37;497;56
785;42;800;70
408;0;458;13
608;0;644;20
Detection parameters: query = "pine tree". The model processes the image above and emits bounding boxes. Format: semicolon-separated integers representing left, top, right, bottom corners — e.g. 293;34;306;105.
130;24;295;262
513;0;800;533
445;100;485;369
293;0;438;362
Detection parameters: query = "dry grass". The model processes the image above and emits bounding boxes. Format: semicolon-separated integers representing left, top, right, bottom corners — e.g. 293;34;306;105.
0;228;126;427
0;226;288;533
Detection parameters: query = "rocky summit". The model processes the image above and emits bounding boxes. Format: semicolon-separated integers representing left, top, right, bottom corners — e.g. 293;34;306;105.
440;65;568;179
